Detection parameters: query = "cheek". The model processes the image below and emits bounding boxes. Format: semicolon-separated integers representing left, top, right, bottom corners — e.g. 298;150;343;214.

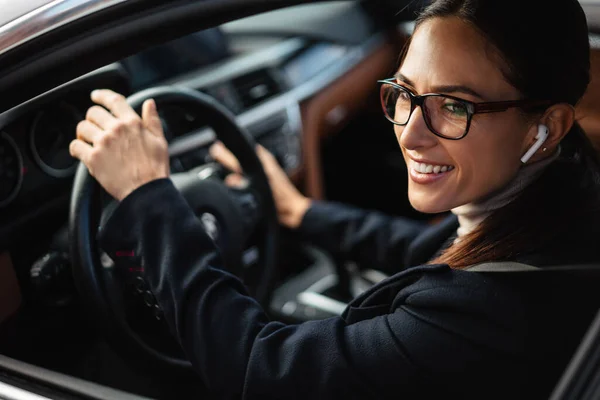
454;121;524;197
397;116;527;212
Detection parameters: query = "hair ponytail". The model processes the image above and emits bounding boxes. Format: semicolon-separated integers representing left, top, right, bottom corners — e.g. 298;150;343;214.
433;121;600;269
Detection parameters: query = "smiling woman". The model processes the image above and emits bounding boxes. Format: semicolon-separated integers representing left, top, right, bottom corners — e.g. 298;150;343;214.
402;0;599;269
65;0;600;399
393;15;577;214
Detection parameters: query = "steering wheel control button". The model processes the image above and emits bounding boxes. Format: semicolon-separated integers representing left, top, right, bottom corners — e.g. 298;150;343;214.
143;290;157;308
242;247;259;268
153;305;164;321
200;213;220;242
197;165;218;181
134;277;147;294
100;252;115;269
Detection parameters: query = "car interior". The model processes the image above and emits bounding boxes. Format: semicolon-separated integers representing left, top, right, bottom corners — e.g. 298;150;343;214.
1;0;600;398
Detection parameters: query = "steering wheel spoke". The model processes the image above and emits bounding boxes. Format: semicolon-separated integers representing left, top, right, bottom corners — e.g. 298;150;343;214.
228;185;263;237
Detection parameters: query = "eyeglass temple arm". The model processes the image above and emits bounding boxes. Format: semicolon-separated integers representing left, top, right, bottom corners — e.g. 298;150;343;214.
473;100;551;114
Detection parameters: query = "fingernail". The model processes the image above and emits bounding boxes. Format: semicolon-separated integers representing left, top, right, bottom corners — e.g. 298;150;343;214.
91;90;100;98
69;141;77;157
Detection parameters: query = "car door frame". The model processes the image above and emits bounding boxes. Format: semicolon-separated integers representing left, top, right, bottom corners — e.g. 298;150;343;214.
0;354;150;399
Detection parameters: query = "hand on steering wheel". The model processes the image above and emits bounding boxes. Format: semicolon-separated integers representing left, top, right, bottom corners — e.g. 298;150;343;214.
69;86;281;370
69;89;170;201
209;141;311;229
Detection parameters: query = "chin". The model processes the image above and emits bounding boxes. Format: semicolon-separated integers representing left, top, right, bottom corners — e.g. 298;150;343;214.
408;191;454;214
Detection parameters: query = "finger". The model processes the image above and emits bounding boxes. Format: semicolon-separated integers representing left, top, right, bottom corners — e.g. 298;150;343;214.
224;173;249;189
86;105;116;130
256;144;278;167
142;99;164;138
209;141;242;173
69;139;93;163
76;120;104;145
256;144;275;161
91;89;139;120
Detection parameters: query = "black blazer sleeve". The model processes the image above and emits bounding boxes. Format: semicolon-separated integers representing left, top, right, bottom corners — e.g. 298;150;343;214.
99;179;533;400
296;201;427;272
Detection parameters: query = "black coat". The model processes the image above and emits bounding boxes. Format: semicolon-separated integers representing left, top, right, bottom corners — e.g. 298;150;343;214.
100;179;600;400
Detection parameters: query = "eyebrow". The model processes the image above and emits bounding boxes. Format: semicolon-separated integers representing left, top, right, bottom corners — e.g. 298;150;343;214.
395;73;487;101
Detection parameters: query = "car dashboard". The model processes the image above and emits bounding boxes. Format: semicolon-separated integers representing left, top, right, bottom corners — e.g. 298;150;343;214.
0;1;397;329
0;2;384;236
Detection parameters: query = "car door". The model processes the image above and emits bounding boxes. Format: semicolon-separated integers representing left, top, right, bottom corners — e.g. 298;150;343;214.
0;353;151;400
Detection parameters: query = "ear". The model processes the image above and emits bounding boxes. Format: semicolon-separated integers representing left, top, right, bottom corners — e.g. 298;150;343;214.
523;104;575;163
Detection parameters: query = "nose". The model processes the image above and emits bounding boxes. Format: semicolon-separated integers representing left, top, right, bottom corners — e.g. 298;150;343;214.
396;106;438;151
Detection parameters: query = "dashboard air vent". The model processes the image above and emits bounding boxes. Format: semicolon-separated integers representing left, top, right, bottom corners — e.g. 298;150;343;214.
232;69;282;110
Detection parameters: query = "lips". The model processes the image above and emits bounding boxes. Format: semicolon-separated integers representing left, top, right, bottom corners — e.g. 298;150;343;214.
409;159;455;184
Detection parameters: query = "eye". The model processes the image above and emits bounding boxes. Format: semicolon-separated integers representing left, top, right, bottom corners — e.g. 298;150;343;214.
397;90;411;103
441;100;468;118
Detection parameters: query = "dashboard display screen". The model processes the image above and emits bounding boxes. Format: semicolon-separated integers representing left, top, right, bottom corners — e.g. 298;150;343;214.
122;28;230;91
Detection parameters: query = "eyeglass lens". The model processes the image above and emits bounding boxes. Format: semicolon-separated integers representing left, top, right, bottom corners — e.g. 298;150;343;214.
381;84;470;139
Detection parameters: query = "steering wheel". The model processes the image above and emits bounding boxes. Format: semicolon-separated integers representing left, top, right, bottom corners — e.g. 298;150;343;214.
69;86;280;370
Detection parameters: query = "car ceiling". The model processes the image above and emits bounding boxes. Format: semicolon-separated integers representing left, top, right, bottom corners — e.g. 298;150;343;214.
222;2;376;44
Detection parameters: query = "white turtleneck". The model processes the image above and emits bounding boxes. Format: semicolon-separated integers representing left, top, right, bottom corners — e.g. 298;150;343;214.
451;149;560;238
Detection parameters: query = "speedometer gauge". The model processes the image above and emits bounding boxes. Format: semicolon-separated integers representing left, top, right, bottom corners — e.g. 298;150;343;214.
0;132;23;208
30;103;81;178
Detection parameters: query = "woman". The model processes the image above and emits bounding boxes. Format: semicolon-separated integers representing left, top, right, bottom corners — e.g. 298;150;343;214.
69;0;600;398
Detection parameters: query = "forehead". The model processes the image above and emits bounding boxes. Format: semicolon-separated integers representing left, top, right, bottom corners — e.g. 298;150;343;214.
400;17;516;96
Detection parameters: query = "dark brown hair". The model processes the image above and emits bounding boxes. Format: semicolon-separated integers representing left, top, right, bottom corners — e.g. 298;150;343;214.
403;0;600;268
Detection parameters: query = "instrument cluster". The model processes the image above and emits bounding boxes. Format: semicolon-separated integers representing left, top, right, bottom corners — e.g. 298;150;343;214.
0;65;130;231
0;101;83;210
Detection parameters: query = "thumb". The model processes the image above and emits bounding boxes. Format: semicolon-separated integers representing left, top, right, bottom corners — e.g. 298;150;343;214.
142;99;164;137
256;144;278;167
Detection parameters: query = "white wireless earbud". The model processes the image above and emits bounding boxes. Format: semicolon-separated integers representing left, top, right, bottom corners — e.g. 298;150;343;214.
520;124;549;164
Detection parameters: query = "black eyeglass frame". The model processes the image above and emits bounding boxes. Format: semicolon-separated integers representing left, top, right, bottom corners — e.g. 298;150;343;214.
377;78;552;140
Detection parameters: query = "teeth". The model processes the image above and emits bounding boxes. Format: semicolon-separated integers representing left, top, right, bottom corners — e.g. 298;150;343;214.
413;161;454;175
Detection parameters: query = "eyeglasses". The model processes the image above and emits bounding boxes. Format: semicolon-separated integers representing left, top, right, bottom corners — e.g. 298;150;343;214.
377;78;551;140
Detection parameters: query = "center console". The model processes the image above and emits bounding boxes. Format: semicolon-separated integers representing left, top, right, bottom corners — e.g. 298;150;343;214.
269;243;389;322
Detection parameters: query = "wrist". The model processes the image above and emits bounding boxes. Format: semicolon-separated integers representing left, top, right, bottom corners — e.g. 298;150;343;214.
280;196;311;229
117;174;169;202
